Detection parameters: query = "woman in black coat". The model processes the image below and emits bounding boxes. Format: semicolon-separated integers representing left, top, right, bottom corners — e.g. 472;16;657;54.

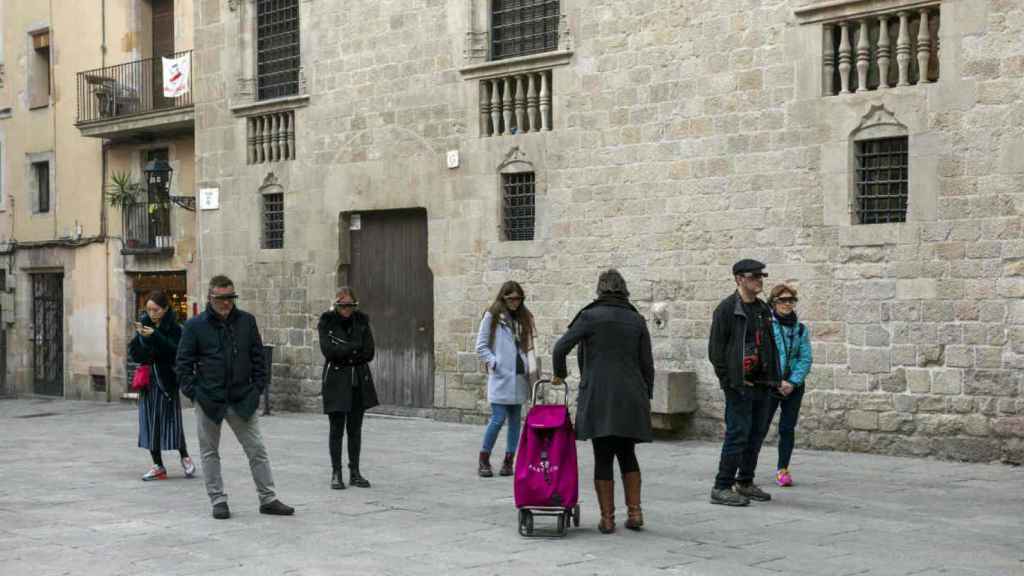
552;270;654;534
128;290;195;481
318;286;379;490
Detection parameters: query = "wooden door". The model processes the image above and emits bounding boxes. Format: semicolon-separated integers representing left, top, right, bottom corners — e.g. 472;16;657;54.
349;209;434;408
152;0;175;109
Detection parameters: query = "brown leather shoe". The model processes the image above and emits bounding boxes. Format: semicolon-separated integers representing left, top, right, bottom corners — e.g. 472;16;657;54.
594;479;616;534
478;451;493;478
499;452;514;476
622;471;644;530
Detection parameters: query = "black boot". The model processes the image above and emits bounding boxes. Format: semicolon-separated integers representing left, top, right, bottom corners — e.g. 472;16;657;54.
499;452;515;476
478;451;493;477
331;469;345;490
350;467;371;488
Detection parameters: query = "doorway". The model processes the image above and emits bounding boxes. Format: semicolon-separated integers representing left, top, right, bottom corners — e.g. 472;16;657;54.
31;272;64;396
348;209;434;408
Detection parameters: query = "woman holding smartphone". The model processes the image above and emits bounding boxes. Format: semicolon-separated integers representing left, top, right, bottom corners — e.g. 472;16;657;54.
129;290;194;481
318;287;379;490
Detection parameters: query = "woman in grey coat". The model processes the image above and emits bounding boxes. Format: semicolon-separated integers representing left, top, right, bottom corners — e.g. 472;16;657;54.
552;270;654;534
475;281;538;477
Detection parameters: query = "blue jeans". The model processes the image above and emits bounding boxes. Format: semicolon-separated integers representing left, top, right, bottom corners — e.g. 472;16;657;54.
481;403;522;454
714;387;772;490
767;385;805;470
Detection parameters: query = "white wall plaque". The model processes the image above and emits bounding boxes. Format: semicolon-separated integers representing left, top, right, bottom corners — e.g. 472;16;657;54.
446;150;460;169
199;188;220;210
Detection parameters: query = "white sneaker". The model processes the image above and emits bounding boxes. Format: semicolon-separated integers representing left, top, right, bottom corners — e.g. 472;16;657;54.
181;457;196;478
142;465;167;481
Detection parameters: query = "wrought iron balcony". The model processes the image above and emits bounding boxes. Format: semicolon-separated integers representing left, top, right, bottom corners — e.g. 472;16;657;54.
121;201;174;256
75;50;194;140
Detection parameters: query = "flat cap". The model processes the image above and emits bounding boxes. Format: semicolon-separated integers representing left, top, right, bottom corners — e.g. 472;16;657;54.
732;258;766;275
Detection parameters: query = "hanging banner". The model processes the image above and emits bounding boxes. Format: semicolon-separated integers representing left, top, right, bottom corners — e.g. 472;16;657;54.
162;53;191;98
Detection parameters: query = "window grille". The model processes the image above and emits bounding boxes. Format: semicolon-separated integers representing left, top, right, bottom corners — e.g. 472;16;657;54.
491;0;560;61
262;193;284;249
855;137;908;224
257;0;301;100
502;173;535;241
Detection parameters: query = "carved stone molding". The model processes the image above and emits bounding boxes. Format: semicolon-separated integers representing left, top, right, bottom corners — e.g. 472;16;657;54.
260;172;280;191
498;146;534;172
853;104;907;136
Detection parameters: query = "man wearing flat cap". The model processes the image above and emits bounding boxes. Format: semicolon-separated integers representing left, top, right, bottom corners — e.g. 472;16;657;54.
707;259;780;506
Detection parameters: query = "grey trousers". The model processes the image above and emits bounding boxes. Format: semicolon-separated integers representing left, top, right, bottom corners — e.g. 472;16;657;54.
195;404;277;506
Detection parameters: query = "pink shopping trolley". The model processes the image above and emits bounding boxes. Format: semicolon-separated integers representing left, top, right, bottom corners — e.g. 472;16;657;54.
514;378;580;537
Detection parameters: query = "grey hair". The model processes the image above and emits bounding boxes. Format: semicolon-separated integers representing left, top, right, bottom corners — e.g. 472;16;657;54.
596;269;630;297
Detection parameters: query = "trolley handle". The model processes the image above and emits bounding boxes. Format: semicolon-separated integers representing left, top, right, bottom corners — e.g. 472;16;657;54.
531;378;569;406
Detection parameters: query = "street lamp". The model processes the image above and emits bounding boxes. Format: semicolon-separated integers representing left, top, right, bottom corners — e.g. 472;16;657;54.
144;158;195;211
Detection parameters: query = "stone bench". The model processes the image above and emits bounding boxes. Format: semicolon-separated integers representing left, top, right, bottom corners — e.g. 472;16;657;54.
651;371;698;432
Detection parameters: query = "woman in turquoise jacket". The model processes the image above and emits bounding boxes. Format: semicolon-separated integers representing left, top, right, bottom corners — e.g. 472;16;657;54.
767;284;813;487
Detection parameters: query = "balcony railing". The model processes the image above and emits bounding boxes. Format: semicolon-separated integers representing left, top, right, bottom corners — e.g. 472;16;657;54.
122;201;173;255
76;50;192;124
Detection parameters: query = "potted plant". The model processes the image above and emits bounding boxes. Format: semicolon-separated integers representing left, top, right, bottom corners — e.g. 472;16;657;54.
106;171;143;208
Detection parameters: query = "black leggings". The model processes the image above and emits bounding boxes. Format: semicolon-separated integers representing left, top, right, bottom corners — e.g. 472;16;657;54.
328;387;365;471
592;436;639;481
150;426;188;467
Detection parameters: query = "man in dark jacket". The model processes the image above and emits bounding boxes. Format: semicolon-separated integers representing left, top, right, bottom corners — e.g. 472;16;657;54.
176;275;294;519
708;259;780;507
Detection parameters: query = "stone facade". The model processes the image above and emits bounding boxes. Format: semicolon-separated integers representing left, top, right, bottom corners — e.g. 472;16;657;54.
193;0;1024;463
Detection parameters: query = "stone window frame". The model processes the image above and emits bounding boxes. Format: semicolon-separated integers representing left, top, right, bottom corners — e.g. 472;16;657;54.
460;0;573;70
26;151;55;216
258;172;285;251
494;146;545;247
227;0;310;111
822;104;941;245
26;25;52;110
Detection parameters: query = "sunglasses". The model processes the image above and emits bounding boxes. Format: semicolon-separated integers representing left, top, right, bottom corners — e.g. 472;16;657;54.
776;297;798;304
740;272;768;279
335;301;359;309
210;293;239;301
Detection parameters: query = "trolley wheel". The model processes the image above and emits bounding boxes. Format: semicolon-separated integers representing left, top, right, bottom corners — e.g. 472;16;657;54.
518;509;534;536
572;504;581;527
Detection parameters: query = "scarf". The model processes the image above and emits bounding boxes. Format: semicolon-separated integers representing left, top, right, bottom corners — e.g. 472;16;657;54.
775;310;798;327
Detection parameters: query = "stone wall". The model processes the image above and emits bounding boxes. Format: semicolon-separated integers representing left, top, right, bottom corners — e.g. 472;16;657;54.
194;0;1024;462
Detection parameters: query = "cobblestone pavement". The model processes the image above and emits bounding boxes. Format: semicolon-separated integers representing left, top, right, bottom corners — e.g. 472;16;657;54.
1;398;1022;576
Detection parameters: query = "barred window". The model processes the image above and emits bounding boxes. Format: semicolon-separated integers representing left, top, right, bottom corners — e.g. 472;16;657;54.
262;193;284;249
491;0;559;61
257;0;301;100
855;137;908;224
502;173;535;241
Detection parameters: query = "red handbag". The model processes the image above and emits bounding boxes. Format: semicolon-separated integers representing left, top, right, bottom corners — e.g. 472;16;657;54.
131;364;152;392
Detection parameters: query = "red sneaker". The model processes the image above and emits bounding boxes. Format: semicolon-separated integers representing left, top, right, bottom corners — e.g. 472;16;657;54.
142;465;167;481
